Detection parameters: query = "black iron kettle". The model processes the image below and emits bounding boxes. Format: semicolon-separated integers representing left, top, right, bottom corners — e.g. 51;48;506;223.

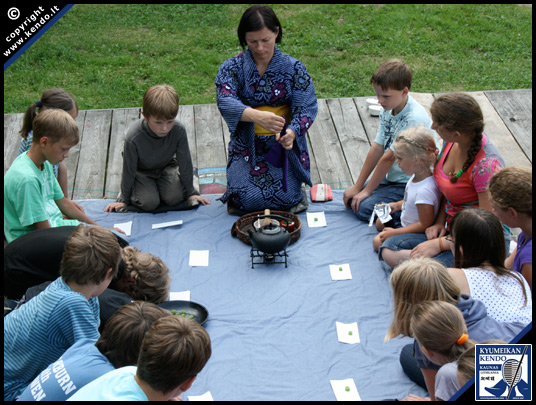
248;210;291;254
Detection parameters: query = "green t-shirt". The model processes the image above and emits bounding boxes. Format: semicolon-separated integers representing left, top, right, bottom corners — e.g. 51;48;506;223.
4;152;79;243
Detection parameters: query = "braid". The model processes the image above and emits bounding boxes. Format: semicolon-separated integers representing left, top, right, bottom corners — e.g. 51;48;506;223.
449;131;482;183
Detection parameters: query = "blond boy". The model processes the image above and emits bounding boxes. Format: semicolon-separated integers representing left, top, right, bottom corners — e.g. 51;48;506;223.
4;109;99;243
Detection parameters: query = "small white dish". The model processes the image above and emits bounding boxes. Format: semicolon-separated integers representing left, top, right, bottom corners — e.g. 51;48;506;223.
368;105;383;116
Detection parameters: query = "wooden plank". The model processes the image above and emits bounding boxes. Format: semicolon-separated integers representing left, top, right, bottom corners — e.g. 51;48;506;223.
484;89;532;163
192;104;227;169
72;109;112;199
306;98;353;189
4;90;532;202
353;96;380;143
3;113;23;175
63;110;87;199
326;98;370;185
468;92;531;168
103;107;140;199
178;104;196;168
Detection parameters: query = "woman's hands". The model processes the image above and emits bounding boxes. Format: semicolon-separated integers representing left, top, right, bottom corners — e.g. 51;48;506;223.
242;108;295;150
256;110;286;134
276;128;296;150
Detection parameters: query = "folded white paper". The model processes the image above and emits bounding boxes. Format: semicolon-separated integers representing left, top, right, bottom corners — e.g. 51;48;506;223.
330;378;361;401
113;221;132;236
152;220;183;229
336;321;360;344
189;250;209;267
188;391;214;401
307;211;327;227
329;264;352;281
169;291;191;301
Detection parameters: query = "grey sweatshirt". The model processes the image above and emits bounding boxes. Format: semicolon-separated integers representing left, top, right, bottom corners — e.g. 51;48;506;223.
118;119;196;204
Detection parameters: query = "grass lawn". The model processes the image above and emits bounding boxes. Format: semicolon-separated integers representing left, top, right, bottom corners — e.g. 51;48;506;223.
3;4;532;113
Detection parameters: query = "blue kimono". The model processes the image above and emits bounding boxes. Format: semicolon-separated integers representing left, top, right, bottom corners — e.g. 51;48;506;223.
215;46;318;212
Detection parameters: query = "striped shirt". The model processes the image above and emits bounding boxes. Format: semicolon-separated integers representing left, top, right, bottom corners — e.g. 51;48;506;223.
4;278;100;401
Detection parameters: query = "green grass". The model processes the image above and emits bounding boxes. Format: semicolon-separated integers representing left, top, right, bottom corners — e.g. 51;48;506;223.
3;4;532;113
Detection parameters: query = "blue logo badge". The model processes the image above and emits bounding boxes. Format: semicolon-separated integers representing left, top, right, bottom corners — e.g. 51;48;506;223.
475;344;531;401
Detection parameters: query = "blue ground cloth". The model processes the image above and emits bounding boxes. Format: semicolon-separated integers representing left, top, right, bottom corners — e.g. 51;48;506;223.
78;190;427;401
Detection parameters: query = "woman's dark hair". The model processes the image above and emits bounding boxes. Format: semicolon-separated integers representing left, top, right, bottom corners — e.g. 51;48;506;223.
237;5;282;50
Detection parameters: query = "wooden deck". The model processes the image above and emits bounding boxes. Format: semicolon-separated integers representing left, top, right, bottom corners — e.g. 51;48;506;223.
4;89;532;201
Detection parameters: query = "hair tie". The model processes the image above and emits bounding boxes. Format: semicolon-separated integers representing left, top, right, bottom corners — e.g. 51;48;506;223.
35;100;43;108
457;333;469;345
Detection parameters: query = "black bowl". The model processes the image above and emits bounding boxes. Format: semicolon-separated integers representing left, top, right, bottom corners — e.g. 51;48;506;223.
158;300;208;325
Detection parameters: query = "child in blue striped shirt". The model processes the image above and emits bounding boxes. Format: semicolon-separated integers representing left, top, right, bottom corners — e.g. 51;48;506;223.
3;224;122;401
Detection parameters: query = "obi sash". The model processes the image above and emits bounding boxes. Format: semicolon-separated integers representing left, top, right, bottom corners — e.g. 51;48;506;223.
253;105;291;136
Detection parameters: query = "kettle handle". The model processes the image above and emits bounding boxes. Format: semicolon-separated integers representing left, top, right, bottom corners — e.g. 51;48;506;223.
254;214;292;223
262;209;271;226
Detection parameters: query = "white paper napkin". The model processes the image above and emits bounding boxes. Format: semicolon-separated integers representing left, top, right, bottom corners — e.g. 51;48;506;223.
188;391;214;401
307;211;327;227
189;250;209;267
169;291;191;301
152;220;183;229
336;321;360;344
330;378;361;401
113;221;132;236
329;264;352;281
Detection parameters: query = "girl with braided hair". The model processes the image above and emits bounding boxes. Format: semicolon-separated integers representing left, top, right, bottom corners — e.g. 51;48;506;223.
381;93;505;268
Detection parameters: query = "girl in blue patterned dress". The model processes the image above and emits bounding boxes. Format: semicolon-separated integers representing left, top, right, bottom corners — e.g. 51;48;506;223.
215;5;318;214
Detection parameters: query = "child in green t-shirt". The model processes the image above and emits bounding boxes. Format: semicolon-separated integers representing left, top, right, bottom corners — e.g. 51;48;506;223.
4;109;100;242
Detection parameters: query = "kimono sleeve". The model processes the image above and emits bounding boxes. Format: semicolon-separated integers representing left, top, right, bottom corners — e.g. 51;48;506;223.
215;57;249;134
288;60;318;139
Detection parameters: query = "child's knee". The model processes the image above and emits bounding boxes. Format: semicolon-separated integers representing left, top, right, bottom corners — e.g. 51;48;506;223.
133;195;160;212
161;189;184;207
373;235;382;252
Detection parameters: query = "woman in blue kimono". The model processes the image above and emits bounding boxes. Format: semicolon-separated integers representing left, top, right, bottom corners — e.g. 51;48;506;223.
215;5;318;214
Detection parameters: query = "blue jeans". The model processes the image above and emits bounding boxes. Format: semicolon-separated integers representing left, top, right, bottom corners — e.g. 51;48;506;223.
353;179;406;224
378;232;454;267
378;225;511;268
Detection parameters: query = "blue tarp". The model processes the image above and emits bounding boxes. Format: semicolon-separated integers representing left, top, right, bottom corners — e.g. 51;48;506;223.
78;190;427;401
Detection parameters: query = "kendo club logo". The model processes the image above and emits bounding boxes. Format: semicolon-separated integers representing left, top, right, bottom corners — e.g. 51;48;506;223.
476;344;531;401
